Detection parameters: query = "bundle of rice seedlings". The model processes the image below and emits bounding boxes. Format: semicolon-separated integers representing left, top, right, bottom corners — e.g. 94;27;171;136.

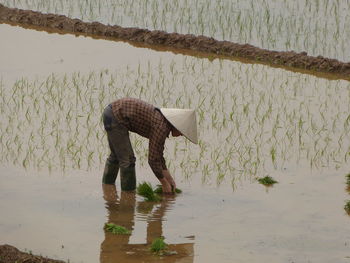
154;185;182;194
150;237;167;253
137;182;161;202
258;176;278;186
345;200;350;215
104;223;131;235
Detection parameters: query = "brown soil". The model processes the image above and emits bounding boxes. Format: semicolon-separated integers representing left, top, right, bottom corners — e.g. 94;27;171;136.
0;244;65;263
1;4;350;80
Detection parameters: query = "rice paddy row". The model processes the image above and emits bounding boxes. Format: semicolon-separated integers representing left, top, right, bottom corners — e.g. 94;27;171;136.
1;0;349;62
1;57;350;186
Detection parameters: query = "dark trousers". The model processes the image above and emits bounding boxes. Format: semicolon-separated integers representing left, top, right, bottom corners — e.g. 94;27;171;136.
102;104;136;168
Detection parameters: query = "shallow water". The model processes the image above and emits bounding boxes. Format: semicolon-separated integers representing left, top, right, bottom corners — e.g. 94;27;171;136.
1;23;350;263
0;23;178;85
1;0;349;61
1;165;349;263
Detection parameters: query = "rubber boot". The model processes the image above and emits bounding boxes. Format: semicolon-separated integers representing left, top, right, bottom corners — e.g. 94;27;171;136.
120;165;136;191
102;160;119;184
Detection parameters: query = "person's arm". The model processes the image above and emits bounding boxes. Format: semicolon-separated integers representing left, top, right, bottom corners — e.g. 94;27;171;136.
148;117;177;193
148;124;176;193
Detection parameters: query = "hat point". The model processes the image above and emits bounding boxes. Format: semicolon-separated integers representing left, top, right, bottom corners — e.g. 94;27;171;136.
160;108;198;144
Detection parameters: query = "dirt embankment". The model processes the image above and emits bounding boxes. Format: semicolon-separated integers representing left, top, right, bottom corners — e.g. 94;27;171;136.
1;3;350;79
0;244;65;263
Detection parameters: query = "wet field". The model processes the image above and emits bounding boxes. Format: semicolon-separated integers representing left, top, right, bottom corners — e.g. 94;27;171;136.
1;0;350;62
1;22;350;263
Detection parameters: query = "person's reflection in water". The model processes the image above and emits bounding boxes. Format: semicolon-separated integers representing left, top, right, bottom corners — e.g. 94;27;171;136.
100;184;136;261
100;184;194;263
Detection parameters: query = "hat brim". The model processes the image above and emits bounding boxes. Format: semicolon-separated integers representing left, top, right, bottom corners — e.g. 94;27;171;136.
160;108;198;144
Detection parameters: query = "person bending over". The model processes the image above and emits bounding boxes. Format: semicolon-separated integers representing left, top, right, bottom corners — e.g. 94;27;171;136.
102;97;198;194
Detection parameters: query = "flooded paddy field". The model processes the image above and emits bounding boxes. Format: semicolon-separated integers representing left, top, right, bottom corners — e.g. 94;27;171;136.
1;4;350;78
1;0;350;62
1;21;350;263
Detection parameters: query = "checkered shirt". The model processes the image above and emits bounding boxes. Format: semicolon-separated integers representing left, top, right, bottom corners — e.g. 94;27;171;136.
111;98;172;179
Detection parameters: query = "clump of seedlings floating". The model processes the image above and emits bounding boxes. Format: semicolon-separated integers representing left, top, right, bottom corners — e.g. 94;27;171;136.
149;237;177;256
137;182;182;201
137;182;162;202
150;237;168;254
258;176;278;186
104;223;131;235
345;201;350;215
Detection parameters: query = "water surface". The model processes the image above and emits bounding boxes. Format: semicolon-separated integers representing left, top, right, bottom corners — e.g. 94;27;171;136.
1;23;350;263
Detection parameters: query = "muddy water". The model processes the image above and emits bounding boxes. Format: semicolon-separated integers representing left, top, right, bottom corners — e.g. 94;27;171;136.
1;165;349;263
1;5;350;79
1;0;350;63
0;23;179;84
1;23;350;263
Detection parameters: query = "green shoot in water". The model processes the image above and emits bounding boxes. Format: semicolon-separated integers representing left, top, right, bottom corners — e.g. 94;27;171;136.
345;201;350;215
258;176;278;186
104;223;131;235
150;237;167;253
137;182;161;202
154;184;182;194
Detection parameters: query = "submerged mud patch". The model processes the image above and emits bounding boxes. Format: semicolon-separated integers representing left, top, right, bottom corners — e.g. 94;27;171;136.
0;4;349;79
0;244;64;263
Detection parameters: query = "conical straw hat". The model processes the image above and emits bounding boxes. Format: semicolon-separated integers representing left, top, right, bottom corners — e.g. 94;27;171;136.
160;108;198;144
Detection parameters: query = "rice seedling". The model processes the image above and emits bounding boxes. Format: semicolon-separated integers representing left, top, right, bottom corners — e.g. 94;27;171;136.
104;223;131;235
137;182;161;202
150;237;167;254
346;173;350;186
154;185;182;194
258;176;278;186
1;48;350;188
345;201;350;215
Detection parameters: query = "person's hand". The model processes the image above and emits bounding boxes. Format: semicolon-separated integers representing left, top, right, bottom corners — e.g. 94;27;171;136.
163;170;176;192
159;177;173;194
159;170;176;194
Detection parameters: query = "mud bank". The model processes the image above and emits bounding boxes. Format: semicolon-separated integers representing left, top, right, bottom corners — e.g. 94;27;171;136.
1;4;350;79
0;244;64;263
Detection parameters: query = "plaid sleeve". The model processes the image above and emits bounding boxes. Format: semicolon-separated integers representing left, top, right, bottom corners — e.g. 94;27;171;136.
148;126;168;179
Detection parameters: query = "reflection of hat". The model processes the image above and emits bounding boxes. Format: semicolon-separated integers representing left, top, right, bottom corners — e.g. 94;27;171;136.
160;108;198;144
